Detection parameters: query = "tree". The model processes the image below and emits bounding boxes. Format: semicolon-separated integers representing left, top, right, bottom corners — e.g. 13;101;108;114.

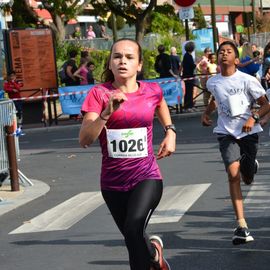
90;0;157;44
11;0;93;42
148;4;184;36
193;4;206;29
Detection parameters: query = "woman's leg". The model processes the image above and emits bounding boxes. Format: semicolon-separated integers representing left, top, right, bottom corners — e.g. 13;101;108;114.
102;179;163;270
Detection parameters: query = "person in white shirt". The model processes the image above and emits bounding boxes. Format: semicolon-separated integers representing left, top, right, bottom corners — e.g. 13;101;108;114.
201;41;270;246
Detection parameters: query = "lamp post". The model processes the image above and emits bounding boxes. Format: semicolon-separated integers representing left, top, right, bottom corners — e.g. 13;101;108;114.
251;0;256;34
210;0;218;52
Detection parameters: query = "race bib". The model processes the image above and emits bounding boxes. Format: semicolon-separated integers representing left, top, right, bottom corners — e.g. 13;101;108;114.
106;127;148;158
227;95;249;117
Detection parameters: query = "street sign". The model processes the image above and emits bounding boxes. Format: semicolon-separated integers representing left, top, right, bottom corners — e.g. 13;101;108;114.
174;0;196;7
179;6;194;20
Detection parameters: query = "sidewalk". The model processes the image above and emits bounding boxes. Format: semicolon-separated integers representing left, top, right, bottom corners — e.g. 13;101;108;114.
0;92;205;217
0;179;50;216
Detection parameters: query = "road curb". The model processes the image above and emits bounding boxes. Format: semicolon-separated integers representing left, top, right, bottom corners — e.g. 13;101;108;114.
0;179;50;216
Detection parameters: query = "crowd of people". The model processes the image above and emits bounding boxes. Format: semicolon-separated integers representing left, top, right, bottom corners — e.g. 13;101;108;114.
70;24;111;40
153;39;270;114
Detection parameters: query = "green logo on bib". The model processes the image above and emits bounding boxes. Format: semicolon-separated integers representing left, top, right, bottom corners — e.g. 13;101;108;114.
122;130;134;138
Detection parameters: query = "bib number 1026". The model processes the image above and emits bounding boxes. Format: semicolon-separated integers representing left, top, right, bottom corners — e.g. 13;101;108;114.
106;127;148;158
110;138;145;153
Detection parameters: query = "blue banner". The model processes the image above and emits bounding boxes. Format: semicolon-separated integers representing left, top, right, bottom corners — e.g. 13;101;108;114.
145;78;183;107
192;28;214;52
58;85;94;115
58;79;183;115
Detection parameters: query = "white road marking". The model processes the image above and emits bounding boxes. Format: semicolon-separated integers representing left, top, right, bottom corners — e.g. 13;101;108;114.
244;181;270;217
9;192;103;234
149;183;211;224
9;184;211;234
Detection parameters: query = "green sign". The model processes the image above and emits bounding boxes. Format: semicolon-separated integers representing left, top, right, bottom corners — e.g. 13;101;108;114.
236;24;244;33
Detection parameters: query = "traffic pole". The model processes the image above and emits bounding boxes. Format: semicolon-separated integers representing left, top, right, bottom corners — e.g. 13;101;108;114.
5;125;19;191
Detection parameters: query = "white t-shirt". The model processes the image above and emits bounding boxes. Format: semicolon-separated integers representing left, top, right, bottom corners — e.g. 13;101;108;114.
206;69;265;139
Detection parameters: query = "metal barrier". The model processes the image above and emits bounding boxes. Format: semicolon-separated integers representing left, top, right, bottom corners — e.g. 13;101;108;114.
0;99;32;188
0;99;16;175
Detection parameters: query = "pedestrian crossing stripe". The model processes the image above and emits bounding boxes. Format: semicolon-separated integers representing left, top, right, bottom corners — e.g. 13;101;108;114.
244;181;270;217
9;184;211;234
149;183;211;224
9;192;104;234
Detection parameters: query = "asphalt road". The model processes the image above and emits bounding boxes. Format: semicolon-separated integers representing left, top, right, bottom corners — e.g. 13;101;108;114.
1;114;270;270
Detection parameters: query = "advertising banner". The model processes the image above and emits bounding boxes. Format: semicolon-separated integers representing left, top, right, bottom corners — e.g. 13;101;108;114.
59;79;183;115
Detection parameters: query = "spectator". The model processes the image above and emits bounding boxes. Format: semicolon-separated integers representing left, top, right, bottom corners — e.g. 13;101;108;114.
100;25;111;40
261;41;270;89
251;43;258;53
237;42;261;76
238;36;248;59
181;41;196;112
207;53;219;76
71;26;82;39
170;46;181;76
65;50;80;119
65;50;80;86
154;44;175;78
203;53;219;106
81;50;90;62
86;62;95;84
73;58;89;85
196;47;212;106
86;25;96;40
4;71;24;127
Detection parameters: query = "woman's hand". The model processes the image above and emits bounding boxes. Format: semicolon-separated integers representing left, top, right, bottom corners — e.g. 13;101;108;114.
157;131;176;160
102;92;128;118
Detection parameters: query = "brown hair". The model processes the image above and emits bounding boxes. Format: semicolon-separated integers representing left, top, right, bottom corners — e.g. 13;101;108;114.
101;38;143;82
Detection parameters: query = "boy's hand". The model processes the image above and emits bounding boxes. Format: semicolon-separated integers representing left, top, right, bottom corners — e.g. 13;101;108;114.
201;113;212;126
242;117;255;133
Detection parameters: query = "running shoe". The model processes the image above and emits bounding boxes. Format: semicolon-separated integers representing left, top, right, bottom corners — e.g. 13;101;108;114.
150;235;171;270
254;159;259;174
232;226;254;245
240;159;259;185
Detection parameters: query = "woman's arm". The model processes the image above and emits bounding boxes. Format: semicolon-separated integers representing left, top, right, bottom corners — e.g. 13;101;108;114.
155;97;176;159
79;112;108;147
73;67;84;80
66;65;76;81
79;92;128;147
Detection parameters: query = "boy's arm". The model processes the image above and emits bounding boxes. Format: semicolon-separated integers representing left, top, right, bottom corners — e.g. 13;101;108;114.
13;81;22;90
242;95;270;132
201;97;216;126
3;82;14;93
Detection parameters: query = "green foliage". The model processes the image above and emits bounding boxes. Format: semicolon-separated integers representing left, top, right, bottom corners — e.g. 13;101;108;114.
107;14;126;31
11;0;37;28
56;41;82;63
142;49;159;79
88;50;110;82
193;4;207;29
55;41;110;84
148;4;185;37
